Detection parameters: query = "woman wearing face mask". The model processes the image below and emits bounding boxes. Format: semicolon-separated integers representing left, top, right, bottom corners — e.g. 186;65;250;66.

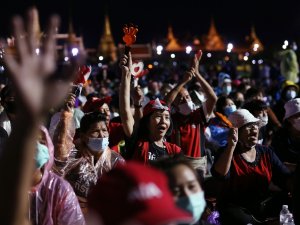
29;127;85;225
207;96;236;151
119;52;181;164
151;156;212;225
243;100;270;145
272;98;300;170
212;109;292;225
54;111;125;213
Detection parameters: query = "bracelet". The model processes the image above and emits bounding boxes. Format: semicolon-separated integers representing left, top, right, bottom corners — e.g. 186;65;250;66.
134;104;143;108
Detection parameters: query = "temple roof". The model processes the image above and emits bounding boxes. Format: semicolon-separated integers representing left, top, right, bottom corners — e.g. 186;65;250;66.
165;26;182;51
203;18;225;51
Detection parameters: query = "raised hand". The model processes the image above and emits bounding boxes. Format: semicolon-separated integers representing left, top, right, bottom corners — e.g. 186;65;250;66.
192;50;202;75
182;68;195;83
119;52;132;77
227;127;238;148
3;8;84;118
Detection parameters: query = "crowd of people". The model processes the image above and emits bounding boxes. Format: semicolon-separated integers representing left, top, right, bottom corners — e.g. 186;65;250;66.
0;8;299;225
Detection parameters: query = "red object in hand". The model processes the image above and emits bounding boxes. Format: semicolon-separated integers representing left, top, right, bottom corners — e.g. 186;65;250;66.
74;65;91;85
196;50;202;60
122;24;138;46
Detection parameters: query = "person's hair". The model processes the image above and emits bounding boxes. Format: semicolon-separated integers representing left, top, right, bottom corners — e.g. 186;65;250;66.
138;110;173;139
243;99;267;115
244;87;263;101
150;155;203;187
80;111;107;134
216;96;232;115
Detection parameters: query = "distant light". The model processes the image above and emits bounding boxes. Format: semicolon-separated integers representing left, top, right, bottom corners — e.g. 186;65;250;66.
171;53;175;59
224;56;229;61
284;40;289;46
156;45;163;52
252;60;256;64
282;45;287;49
98;63;102;67
157;51;162;55
0;66;4;72
245;52;250;56
186;46;192;54
258;59;263;64
64;56;69;62
173;61;177;66
71;47;79;56
254;43;259;49
148;64;153;69
153;61;159;66
207;53;212;58
243;56;249;61
227;43;233;49
99;56;104;61
35;48;40;55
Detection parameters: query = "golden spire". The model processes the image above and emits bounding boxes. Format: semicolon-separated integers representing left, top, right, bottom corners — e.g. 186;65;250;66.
31;7;42;41
67;18;77;44
204;18;225;51
98;13;117;62
165;26;182;51
248;25;264;53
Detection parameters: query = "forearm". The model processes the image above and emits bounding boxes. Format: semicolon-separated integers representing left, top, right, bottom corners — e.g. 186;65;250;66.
0;115;41;225
164;80;188;106
119;72;134;137
53;111;74;160
195;72;217;113
213;145;235;176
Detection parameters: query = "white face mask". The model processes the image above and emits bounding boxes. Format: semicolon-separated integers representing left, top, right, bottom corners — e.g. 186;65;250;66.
223;85;232;95
87;137;109;152
286;90;297;100
258;115;268;127
178;101;195;116
176;192;206;224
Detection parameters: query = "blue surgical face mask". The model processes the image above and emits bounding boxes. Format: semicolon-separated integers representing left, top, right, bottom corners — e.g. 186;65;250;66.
286;90;297;100
224;105;237;117
223;85;232;95
35;142;50;169
87;137;109;152
176;192;206;224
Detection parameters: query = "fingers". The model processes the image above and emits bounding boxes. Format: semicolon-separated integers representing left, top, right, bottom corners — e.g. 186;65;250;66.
13;16;29;60
27;7;39;54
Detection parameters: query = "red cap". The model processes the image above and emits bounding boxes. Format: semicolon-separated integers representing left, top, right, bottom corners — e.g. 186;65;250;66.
143;98;170;117
82;97;112;113
88;162;192;225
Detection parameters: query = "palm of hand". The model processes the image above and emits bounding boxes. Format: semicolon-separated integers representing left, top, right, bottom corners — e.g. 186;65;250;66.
4;10;84;117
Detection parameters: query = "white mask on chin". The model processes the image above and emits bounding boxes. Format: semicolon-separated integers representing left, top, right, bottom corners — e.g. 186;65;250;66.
258;115;268;127
178;101;195;116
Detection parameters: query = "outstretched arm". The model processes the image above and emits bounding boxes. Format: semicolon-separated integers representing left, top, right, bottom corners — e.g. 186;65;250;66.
119;53;135;137
0;8;84;225
164;69;194;106
192;51;217;116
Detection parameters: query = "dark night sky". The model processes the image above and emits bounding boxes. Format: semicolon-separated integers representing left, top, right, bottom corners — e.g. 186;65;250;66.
1;0;300;49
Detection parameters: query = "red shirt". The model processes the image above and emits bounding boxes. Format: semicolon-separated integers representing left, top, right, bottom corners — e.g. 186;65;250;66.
109;122;124;147
171;108;207;157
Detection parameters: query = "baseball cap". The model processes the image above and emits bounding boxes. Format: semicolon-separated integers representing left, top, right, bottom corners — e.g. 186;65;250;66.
82;96;112;113
228;109;260;129
88;162;192;225
284;98;300;120
143;98;170;117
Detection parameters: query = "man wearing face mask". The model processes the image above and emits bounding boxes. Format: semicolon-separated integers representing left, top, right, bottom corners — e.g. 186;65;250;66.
0;85;17;136
272;98;300;169
165;51;217;176
214;72;232;97
53;111;125;214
